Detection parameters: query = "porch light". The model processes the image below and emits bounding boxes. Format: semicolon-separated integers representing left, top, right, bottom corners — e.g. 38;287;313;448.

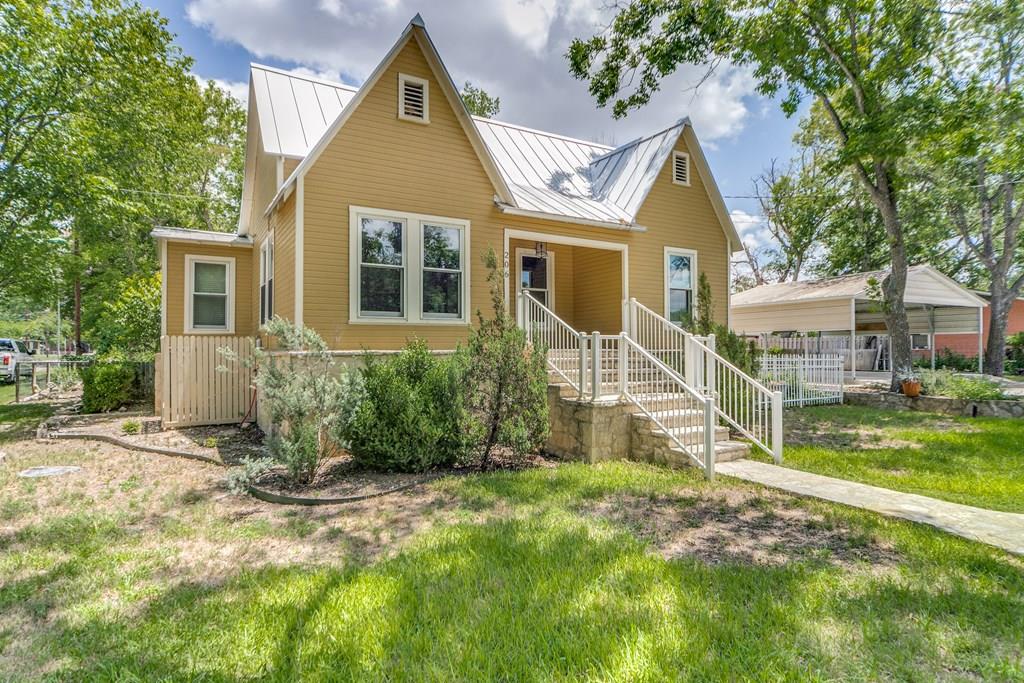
535;241;547;257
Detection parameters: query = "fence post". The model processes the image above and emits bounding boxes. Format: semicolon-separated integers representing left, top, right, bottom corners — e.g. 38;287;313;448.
684;333;697;388
797;360;805;408
590;331;601;400
517;291;526;334
772;391;784;464
14;363;19;403
704;397;716;480
629;298;638;338
618;333;628;397
577;332;587;400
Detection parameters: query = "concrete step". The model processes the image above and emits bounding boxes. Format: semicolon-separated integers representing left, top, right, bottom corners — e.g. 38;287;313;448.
663;440;751;468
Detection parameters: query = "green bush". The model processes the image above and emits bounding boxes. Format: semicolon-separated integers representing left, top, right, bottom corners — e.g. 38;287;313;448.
94;273;161;355
234;318;363;487
464;250;549;468
919;370;1005;400
348;340;476;473
121;420;141;435
933;348;978;372
81;363;136;412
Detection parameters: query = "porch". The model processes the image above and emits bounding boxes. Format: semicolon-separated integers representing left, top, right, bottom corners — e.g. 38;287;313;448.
506;230;627;336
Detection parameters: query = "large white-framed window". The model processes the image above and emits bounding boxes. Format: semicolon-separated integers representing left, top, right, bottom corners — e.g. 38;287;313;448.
185;254;234;334
259;235;274;326
664;247;697;326
349;207;469;325
515;248;555;310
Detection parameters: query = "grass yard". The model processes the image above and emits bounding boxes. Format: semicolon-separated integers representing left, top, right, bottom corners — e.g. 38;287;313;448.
775;405;1024;513
0;381;16;405
0;401;1022;681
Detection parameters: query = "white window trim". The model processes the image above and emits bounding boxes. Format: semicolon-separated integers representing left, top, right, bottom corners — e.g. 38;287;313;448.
348;206;470;325
664;246;698;324
672;151;691;187
259;233;274;325
515;248;555;313
185;254;235;334
397;73;430;124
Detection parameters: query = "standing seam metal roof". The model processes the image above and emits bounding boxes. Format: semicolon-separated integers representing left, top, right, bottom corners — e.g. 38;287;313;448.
250;63;695;226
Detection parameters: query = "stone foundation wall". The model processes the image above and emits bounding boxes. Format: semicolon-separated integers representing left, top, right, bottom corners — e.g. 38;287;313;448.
545;384;635;462
844;389;1024;418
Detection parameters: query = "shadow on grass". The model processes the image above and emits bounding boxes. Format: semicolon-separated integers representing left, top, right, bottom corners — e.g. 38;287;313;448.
0;402;54;444
5;506;1020;682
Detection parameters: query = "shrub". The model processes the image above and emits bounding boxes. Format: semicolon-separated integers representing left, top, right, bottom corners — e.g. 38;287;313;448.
120;420;141;435
919;370;1005;400
233;318;363;487
933;348;977;372
347;340;476;472
687;272;760;376
50;365;81;392
203;436;218;448
225;456;275;496
81;363;136;412
464;249;549;468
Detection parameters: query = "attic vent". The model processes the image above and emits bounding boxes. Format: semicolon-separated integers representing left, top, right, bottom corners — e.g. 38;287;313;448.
672;151;690;186
398;73;429;123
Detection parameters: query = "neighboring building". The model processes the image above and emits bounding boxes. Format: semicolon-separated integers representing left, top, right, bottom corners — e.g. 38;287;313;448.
933;293;1024;358
154;15;740;352
729;266;988;375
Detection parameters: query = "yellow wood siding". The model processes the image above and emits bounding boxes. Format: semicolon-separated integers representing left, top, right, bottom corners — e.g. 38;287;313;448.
633;133;730;326
258;31;732;350
572;246;622;333
273;194;296;322
164;241;253;336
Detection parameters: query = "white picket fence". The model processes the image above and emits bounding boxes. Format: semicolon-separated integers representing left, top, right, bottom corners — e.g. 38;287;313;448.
759;354;844;407
157;335;254;427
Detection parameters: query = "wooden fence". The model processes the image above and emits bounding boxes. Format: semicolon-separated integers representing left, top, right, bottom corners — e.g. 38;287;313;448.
759;354;845;407
157;335;254;427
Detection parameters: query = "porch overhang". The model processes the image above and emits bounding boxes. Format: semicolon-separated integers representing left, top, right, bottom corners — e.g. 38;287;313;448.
495;201;647;233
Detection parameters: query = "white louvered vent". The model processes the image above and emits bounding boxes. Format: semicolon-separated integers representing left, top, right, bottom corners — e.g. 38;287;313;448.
672;151;690;186
398;73;429;123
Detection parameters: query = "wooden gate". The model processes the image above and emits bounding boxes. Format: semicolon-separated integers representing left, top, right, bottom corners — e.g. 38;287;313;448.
157;335;254;427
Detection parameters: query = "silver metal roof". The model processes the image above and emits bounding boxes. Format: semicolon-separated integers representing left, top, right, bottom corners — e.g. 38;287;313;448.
151;226;252;246
732;265;987;308
249;58;723;234
250;64;358;158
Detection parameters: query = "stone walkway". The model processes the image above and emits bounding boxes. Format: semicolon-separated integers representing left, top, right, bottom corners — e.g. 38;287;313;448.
716;459;1024;555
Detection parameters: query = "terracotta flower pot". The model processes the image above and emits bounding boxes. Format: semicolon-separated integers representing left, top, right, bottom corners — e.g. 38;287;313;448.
901;379;921;398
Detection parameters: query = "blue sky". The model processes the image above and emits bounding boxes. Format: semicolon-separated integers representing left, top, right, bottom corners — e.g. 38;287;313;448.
145;0;804;249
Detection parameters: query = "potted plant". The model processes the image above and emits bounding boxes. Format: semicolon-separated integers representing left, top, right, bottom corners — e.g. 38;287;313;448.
900;374;921;398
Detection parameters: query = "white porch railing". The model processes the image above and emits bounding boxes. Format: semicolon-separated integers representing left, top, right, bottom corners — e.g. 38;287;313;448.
759;354;844;407
621;336;716;474
624;298;783;464
519;291;587;397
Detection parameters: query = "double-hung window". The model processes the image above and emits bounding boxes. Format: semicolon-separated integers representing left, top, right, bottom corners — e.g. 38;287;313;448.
259;236;274;325
358;216;406;317
664;247;696;326
186;255;234;333
350;207;468;324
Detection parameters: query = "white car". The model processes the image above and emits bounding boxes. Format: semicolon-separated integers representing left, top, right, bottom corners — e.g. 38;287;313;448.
0;338;30;382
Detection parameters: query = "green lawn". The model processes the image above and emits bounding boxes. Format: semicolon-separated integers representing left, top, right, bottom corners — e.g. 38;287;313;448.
773;405;1024;513
0;401;1022;680
0;381;15;405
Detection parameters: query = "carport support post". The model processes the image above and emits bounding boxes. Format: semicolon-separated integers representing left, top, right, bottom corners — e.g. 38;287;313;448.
929;306;936;371
977;307;984;373
849;299;857;379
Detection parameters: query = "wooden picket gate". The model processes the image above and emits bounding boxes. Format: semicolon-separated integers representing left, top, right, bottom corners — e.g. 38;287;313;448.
157;335;254;428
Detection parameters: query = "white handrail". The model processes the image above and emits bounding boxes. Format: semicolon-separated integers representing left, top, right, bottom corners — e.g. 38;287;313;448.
625;298;783;463
620;336;716;477
518;290;586;397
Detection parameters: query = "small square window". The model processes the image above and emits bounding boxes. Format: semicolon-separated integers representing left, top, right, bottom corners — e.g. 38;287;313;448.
186;256;234;333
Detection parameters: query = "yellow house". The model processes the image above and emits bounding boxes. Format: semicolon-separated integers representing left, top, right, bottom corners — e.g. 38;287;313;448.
152;15;776;473
155;14;740;349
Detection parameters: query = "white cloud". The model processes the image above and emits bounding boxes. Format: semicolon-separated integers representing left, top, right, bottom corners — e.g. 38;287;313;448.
184;0;763;144
730;209;772;250
193;73;249;104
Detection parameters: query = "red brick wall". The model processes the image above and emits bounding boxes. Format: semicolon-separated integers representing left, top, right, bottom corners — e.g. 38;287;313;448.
933;298;1024;356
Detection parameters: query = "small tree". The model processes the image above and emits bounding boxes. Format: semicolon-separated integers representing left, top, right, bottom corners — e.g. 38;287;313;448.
94;273;161;355
688;272;759;376
460;81;501;117
230;317;362;487
465;249;549;468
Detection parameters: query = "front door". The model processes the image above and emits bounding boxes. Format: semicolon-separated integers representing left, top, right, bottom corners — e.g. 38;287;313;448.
517;249;554;315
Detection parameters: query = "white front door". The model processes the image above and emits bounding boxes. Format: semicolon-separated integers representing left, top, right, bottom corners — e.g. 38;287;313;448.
516;249;554;315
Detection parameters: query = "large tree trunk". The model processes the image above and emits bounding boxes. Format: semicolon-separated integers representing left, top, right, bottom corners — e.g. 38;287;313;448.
986;281;1011;376
871;166;914;392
